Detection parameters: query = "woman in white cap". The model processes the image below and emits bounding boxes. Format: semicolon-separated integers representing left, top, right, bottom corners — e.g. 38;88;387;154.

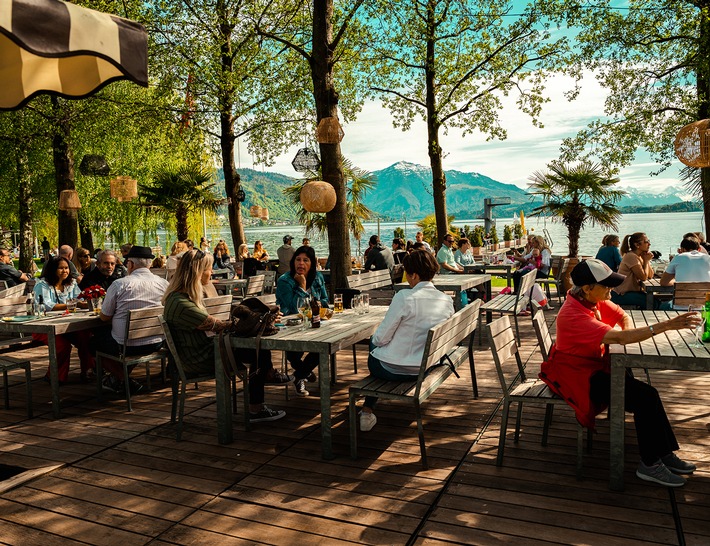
540;258;700;487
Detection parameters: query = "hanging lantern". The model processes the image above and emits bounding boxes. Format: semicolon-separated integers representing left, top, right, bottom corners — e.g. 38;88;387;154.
315;117;344;144
300;180;337;213
249;205;262;217
236;188;246;202
58;189;81;210
291;148;321;172
110;175;138;202
79;155;110;176
675;119;710;167
260;207;270;221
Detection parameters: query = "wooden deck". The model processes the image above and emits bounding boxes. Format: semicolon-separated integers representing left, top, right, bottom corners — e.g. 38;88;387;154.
1;306;710;545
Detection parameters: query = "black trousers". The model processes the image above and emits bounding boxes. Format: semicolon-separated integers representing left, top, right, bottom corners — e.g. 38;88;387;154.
286;351;319;379
590;371;679;465
232;348;275;406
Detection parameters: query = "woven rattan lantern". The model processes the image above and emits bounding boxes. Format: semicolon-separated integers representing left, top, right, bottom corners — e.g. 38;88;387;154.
110;175;138;202
249;205;262;217
260;207;270;221
300;180;337;213
291;148;321;172
58;189;81;210
315;117;344;144
675;119;710;167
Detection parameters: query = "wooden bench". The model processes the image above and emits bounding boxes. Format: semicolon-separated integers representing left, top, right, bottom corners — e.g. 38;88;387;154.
96;305;169;411
0;296;35;351
348;299;481;468
673;281;710;309
488;315;587;480
345;269;394;305
0;283;26;299
478;268;537;345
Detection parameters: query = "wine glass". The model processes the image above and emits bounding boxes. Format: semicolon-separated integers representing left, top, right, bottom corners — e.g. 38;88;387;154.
297;296;311;328
687;306;705;348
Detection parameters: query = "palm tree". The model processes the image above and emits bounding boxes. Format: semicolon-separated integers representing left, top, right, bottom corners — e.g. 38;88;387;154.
284;157;376;244
528;161;625;257
139;164;223;242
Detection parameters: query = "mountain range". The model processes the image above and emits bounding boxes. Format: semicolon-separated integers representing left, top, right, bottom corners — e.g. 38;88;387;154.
228;162;697;221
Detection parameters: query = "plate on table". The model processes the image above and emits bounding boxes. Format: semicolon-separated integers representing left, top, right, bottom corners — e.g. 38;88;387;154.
2;315;36;322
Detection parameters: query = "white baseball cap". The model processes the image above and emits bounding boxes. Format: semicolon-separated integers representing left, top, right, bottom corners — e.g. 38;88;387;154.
571;258;626;288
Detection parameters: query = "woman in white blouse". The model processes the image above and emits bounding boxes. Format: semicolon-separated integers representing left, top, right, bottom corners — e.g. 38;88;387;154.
358;250;454;432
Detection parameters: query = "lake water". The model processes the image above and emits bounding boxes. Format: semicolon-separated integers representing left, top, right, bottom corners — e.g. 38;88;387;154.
151;211;705;261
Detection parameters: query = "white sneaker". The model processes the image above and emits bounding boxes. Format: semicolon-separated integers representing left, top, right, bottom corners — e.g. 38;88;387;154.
360;411;377;432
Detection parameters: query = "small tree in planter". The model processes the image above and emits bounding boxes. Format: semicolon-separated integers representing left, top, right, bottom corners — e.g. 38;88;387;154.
470;227;484;255
513;223;524;244
503;224;513;247
490;226;499;250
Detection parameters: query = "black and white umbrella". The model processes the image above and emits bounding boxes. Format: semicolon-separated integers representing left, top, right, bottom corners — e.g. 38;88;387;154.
0;0;148;110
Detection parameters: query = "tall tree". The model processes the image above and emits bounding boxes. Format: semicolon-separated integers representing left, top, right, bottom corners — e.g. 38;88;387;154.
554;0;710;227
367;0;572;245
256;0;368;288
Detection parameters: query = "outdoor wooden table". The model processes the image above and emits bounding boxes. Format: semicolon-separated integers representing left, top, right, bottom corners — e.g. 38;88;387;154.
214;306;388;459
394;274;491;311
643;278;673;310
0;309;103;418
464;263;513;288
608;310;707;490
212;278;247;297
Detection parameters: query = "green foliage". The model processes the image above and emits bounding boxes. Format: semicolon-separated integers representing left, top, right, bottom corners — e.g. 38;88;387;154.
513;224;524;239
470;228;484;247
284;157;376;241
528;161;625;258
393;227;405;239
417;214;457;245
490;226;499;244
503;225;512;241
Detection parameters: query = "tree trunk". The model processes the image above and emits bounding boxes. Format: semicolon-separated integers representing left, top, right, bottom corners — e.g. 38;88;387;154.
176;203;189;242
698;7;710;230
16;138;33;273
78;211;94;253
312;0;350;290
424;4;448;246
217;0;246;251
51;97;78;249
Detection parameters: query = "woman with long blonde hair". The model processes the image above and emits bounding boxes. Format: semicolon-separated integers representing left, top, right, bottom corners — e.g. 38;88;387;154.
162;250;289;422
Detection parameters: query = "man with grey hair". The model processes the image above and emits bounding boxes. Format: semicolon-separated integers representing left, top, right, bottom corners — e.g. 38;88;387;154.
79;249;125;290
93;246;169;394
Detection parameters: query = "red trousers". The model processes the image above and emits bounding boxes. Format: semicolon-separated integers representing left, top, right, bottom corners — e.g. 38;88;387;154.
32;331;95;382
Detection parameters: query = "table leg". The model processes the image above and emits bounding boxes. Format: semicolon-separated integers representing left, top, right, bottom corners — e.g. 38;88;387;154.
484;279;493;322
454;289;462;311
319;351;334;460
609;363;626;490
48;331;60;419
214;337;233;444
646;291;653;311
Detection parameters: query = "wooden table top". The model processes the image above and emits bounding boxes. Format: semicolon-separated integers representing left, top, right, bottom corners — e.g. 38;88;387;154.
395;274;491;292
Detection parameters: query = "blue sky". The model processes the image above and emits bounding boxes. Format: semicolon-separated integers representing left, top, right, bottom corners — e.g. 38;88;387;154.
265;71;684;193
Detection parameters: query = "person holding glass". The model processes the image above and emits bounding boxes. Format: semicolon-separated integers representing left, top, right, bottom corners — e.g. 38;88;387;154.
275;245;329;396
540;259;699;487
611;232;655;309
252;240;270;262
32;257;94;383
356;250;454;432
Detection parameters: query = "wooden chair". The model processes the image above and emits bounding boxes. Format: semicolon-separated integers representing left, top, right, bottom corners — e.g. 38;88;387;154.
244;274;265;298
0;283;26;299
536;257;569;305
479;269;537;345
150;268;168;279
349;300;481;468
0;355;33;418
0;280;7;291
489;315;586;479
261;270;276;294
673;281;710;309
96;305;169;411
0;297;34;350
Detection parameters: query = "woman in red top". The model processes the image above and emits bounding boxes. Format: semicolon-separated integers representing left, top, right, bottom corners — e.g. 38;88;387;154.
541;259;699;487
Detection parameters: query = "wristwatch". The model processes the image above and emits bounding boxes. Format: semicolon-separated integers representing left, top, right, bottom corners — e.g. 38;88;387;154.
649;325;654;335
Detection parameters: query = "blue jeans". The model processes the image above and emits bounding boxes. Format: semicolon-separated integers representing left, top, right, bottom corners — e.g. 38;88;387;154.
364;341;418;409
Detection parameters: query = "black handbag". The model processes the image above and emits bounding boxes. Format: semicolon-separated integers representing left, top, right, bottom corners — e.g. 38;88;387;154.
230;297;280;337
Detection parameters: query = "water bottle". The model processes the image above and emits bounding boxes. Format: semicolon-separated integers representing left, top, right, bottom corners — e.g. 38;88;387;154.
37;295;46;317
702;292;710;342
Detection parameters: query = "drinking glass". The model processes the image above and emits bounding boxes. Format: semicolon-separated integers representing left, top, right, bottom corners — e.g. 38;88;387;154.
352;294;362;315
25;299;33;316
297;296;311;329
66;298;77;313
688;306;705;348
333;294;344;314
361;293;370;313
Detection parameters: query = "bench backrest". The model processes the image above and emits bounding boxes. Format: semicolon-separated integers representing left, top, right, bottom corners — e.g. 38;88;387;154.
487;315;526;394
415;299;482;390
0;280;7;291
531;308;553;361
124;306;164;343
346;269;393;291
673;282;710;309
261;270;276;294
244;274;265;297
555;258;570;283
0;283;26;299
204;295;232;320
517;268;538;307
150;268;168;278
0;296;28;317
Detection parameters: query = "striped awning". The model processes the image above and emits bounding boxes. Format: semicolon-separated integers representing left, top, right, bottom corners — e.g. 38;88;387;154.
0;0;148;110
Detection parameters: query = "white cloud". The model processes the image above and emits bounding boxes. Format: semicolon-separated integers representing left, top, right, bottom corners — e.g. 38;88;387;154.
267;71;683;193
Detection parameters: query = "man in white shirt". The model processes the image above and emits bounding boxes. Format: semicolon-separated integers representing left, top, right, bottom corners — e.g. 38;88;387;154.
415;231;433;253
436;234;464;274
359;250;454;432
277;235;296;275
661;236;710;309
93;246;169;394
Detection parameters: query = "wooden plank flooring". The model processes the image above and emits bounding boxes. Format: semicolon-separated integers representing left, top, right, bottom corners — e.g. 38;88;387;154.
1;307;710;545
